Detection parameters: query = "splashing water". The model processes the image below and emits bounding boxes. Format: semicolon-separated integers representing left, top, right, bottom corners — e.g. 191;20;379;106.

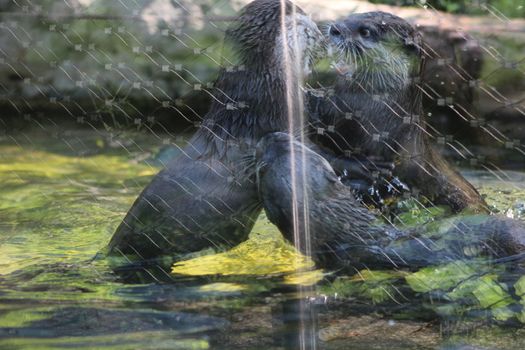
280;1;315;348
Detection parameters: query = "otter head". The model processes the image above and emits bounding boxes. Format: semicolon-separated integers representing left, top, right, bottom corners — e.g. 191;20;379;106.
327;11;422;92
254;132;328;180
255;132;293;174
225;0;323;77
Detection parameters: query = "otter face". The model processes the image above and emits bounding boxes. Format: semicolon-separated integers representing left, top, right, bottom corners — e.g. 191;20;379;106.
327;12;421;91
275;13;324;77
255;132;293;172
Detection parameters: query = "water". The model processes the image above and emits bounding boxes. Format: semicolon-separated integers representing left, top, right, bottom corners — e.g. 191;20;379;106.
1;127;525;349
280;1;316;348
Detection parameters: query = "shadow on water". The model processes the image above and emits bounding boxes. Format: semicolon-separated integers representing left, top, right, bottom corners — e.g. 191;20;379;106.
2;128;525;349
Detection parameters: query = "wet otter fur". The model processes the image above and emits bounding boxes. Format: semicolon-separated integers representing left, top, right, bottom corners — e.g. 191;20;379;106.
256;132;525;270
255;132;402;267
309;12;488;214
106;0;324;278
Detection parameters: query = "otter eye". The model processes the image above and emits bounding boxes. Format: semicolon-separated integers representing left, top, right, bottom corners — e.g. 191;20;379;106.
359;27;371;38
329;25;341;37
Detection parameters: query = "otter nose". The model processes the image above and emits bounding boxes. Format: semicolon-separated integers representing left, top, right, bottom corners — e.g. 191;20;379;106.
329;24;342;37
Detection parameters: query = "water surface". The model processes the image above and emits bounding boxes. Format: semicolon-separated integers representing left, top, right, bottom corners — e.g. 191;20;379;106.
1;127;525;349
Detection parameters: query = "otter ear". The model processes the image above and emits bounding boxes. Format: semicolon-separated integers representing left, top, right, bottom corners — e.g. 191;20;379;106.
404;32;422;55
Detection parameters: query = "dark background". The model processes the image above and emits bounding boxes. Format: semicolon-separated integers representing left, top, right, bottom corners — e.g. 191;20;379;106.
0;0;524;168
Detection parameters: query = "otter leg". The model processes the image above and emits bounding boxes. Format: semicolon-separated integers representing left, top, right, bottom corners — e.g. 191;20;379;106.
355;215;525;269
106;154;262;283
399;147;489;213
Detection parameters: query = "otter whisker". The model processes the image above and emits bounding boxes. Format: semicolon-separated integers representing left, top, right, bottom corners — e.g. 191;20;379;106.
254;160;267;193
239;152;257;168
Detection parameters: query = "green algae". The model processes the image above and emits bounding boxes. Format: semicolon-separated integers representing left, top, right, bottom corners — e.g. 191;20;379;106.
0;332;210;350
405;261;478;293
0;146;154;274
321;270;407;304
172;213;316;279
393;198;450;228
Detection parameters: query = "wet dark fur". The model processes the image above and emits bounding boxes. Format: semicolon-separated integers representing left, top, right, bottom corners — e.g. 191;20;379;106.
255;132;402;268
106;0;309;276
419;26;484;144
257;133;525;270
310;12;488;213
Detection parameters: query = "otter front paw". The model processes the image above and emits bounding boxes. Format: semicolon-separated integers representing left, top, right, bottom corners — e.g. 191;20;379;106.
337;159;411;209
333;156;394;184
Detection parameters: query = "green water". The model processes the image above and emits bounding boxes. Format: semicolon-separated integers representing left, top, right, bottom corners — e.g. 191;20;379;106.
1;128;525;349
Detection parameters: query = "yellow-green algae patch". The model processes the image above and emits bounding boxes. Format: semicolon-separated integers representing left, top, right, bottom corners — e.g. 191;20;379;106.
405;261;477;293
172;213;322;285
406;262;518;321
513;276;525;323
198;282;247;293
0;144;158;275
0;306;52;328
0;331;210;350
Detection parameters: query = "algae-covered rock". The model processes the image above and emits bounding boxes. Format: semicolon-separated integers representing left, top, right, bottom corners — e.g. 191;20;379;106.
405;261;477;293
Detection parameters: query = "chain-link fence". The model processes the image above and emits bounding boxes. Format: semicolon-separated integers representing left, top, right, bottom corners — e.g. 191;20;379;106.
1;1;525;349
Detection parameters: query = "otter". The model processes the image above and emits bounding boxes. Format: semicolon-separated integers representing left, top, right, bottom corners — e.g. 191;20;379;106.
106;0;324;277
106;0;380;280
256;132;525;270
418;26;484;145
255;132;403;268
308;12;488;214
